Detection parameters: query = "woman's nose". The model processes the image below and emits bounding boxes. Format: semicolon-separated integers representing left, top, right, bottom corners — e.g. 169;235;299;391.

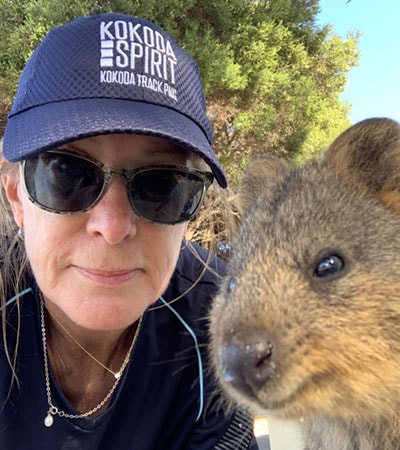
86;178;138;244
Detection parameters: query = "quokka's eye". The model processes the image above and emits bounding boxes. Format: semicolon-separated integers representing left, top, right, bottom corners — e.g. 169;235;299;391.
314;254;345;278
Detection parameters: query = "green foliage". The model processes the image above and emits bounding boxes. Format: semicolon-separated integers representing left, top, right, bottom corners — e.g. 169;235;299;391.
0;0;360;184
0;0;96;99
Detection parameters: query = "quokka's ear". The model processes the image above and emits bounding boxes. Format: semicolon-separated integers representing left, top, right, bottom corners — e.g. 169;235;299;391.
238;154;291;216
325;117;400;213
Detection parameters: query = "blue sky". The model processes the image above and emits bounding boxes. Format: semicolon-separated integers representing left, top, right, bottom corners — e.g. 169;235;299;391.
317;0;400;123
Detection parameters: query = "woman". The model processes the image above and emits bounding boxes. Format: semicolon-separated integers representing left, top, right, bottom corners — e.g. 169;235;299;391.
0;12;258;450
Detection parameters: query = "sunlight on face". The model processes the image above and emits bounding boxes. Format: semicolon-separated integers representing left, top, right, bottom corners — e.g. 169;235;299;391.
4;134;192;332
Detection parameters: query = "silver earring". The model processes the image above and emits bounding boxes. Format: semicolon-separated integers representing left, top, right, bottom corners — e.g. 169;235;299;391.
17;228;23;239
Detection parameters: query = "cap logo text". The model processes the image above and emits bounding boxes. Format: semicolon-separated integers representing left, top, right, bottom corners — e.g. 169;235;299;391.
99;20;178;100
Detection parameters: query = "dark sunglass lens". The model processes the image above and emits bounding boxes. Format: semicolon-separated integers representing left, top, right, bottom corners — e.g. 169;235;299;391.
24;152;105;212
129;169;205;224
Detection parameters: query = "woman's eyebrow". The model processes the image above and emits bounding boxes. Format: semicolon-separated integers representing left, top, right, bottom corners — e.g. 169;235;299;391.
146;145;186;155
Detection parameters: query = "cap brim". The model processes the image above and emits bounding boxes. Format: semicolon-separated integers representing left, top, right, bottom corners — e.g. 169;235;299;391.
3;98;227;188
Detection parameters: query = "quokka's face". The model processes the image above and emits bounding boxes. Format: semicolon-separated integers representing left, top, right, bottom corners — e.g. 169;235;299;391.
210;161;400;420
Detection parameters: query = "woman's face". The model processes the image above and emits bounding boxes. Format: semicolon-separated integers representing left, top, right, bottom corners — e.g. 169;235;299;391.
2;134;190;331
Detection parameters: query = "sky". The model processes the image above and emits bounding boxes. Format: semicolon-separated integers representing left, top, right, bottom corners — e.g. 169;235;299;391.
317;0;400;124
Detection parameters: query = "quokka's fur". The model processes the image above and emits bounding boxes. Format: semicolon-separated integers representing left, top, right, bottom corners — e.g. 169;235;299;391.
210;118;400;449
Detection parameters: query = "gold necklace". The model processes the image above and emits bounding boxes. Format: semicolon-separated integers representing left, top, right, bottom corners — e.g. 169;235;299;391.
45;305;126;379
40;298;143;427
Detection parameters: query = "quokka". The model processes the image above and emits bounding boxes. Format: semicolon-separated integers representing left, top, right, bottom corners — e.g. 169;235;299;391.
210;118;400;450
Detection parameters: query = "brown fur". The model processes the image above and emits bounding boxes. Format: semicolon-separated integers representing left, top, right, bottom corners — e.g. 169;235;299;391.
210;118;400;449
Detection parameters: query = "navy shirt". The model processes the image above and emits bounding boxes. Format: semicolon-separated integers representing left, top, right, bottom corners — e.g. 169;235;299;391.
0;244;258;449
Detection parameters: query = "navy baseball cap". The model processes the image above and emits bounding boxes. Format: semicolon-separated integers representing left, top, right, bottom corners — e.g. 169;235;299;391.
3;12;227;188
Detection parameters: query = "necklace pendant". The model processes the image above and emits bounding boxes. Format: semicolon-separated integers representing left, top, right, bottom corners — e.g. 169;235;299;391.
44;413;54;427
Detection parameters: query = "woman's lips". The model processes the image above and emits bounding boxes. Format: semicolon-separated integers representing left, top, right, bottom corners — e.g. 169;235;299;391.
75;267;139;285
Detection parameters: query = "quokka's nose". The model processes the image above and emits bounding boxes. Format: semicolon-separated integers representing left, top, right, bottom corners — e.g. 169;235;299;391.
219;335;275;398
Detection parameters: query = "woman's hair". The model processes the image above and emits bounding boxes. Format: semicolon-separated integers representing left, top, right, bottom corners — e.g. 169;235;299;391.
0;138;238;387
0;140;32;400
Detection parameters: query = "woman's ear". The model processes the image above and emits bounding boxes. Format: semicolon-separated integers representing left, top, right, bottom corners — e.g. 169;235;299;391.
1;170;24;229
183;221;189;235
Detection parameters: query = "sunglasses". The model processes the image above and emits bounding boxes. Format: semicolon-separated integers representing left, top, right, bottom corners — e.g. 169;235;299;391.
21;148;214;225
